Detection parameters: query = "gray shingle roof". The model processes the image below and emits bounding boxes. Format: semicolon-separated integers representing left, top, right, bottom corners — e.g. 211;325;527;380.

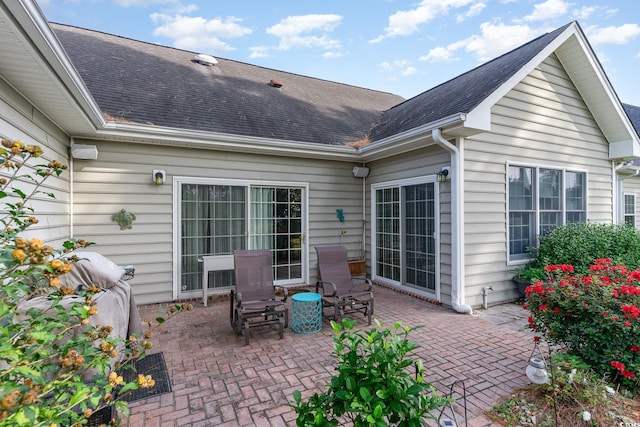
51;23;404;146
368;23;572;142
623;103;640;136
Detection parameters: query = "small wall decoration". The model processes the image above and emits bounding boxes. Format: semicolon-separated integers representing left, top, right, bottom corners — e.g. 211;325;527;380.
336;208;345;222
112;209;136;230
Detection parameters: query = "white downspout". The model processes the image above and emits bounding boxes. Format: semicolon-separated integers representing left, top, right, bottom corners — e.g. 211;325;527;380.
69;137;75;238
432;129;473;314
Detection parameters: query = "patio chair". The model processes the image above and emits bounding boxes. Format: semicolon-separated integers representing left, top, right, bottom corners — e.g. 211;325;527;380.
230;250;288;345
315;245;373;325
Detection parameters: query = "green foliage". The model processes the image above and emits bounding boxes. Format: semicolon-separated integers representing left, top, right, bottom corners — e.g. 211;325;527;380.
490;353;620;426
531;223;640;275
525;259;640;392
0;138;191;426
292;318;449;426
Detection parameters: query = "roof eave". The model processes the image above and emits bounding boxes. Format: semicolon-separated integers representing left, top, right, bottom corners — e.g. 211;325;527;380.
93;123;362;161
359;113;467;162
0;0;104;136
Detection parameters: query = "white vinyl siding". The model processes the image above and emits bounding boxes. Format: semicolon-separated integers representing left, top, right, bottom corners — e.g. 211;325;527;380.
69;139;365;304
463;53;611;308
0;79;71;245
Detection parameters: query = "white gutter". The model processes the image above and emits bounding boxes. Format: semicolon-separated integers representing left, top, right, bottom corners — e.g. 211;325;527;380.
94;124;361;161
359;113;466;160
432;129;473;314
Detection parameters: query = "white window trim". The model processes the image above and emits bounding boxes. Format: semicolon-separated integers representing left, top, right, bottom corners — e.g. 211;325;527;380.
171;177;309;300
624;192;636;228
370;175;440;300
506;162;589;265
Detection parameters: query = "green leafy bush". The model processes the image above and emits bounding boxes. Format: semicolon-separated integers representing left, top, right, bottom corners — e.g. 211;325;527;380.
292;318;448;426
524;259;640;392
0;138;190;426
531;222;640;275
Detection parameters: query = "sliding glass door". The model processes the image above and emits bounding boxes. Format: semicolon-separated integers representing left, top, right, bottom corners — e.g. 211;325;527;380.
372;178;438;297
177;180;306;298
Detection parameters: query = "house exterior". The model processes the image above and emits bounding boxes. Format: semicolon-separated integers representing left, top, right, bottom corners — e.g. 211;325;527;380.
2;1;639;312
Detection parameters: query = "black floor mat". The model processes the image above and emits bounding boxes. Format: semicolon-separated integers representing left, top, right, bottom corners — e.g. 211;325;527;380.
121;352;172;403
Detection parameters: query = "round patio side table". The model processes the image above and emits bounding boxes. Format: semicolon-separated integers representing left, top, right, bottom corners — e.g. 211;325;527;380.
291;292;322;334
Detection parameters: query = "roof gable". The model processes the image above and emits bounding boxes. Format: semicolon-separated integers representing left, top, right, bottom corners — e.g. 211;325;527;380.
51;23;403;147
368;24;571;142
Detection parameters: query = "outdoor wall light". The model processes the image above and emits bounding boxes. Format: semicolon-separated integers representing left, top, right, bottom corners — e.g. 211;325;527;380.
70;144;98;160
437;166;450;182
352;166;370;178
153;170;166;185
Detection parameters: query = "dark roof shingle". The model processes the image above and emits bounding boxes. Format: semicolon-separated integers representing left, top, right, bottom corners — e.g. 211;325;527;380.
368;23;572;142
51;23;404;146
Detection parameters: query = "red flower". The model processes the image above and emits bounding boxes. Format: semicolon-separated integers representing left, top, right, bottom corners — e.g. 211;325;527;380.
553;307;560;314
533;336;540;342
626;321;632;327
622;304;640;320
622;369;636;379
631;344;640;352
611;360;625;371
595;258;612;265
539;305;549;311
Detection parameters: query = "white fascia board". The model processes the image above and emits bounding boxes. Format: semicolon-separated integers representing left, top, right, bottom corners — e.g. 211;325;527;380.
7;0;105;131
94;123;361;161
358;113;466;162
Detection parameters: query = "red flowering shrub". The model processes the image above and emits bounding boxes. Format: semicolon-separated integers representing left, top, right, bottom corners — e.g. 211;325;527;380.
525;258;640;391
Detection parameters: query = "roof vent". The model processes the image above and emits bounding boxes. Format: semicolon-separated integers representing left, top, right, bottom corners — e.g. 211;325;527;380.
193;54;218;66
270;79;283;88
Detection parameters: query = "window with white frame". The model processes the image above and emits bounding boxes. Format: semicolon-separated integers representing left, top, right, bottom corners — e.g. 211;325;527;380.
624;193;636;228
508;165;586;261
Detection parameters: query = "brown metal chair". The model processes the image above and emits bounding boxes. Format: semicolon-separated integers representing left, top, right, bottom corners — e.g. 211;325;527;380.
315;245;373;325
230;250;288;345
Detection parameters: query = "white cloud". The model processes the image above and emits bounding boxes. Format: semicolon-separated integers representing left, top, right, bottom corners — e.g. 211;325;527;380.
378;60;416;77
266;14;342;51
151;13;252;52
423;22;547;64
420;46;457;62
370;0;480;43
464;22;547;61
402;67;418;76
248;46;270;59
323;51;344;59
572;6;596;20
586;24;640;45
456;2;486;23
523;0;570;22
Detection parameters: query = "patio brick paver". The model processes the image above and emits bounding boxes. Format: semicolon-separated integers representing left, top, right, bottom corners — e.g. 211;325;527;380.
123;286;534;426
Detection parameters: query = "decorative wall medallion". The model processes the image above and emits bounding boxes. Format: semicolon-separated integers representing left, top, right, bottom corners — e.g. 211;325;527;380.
112;209;136;230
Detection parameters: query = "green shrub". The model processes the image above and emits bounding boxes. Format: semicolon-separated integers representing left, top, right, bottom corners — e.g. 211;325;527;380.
292;319;448;426
531;223;640;275
0;138;190;426
524;259;640;392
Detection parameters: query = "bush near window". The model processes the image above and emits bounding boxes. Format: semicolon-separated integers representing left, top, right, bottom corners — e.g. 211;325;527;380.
532;222;640;274
292;319;449;427
0;138;189;426
517;222;640;284
524;259;640;393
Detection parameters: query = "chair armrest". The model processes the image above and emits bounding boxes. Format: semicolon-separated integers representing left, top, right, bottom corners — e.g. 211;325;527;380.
316;280;338;297
235;290;243;306
353;277;372;291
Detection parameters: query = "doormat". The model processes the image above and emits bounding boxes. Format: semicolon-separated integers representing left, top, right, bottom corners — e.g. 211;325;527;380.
121;352;172;403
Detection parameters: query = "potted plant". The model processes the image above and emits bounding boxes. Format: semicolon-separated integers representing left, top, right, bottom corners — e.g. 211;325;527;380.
513;264;546;296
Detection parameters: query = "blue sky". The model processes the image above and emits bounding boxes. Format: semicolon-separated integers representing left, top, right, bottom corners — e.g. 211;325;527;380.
40;0;640;105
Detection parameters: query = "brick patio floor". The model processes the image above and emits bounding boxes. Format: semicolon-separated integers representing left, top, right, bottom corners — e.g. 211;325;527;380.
124;286;534;427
